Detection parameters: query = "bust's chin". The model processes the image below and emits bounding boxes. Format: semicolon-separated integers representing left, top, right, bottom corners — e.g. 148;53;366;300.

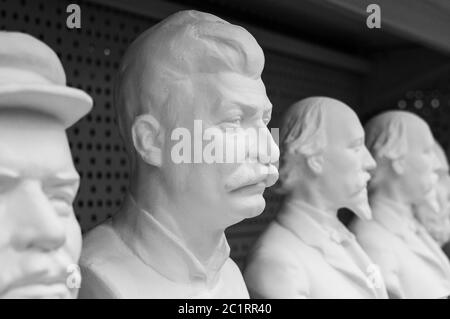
346;193;372;221
1;283;73;299
226;193;267;224
347;198;372;221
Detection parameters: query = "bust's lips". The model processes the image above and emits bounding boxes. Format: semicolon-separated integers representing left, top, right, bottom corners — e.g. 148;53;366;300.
351;183;368;197
3;270;71;299
3;282;71;299
229;181;266;195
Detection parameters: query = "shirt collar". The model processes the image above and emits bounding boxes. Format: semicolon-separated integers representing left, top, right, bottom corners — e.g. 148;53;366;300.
112;195;231;287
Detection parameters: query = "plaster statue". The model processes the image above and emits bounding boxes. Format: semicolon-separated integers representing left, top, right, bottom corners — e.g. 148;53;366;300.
414;142;450;246
350;111;450;299
243;97;388;299
0;32;93;298
79;10;279;299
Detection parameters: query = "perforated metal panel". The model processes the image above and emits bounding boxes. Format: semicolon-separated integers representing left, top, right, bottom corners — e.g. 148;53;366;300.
395;80;450;155
0;0;363;268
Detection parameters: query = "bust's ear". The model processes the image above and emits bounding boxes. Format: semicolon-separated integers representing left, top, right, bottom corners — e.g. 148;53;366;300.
306;155;324;175
391;158;405;175
131;114;163;167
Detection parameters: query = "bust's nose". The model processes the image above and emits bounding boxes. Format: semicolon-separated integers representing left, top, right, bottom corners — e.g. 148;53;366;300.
9;181;66;252
363;146;377;172
248;125;280;165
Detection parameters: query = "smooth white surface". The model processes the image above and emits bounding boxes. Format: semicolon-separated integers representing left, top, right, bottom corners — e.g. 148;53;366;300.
0;113;82;299
352;197;450;298
80;196;249;298
0;32;93;128
0;32;91;299
244;199;388;298
414;142;450;245
244;97;387;298
353;111;450;298
79;10;279;298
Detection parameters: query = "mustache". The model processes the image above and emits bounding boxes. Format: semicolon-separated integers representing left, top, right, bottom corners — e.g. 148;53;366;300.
351;173;371;196
1;253;76;295
224;164;279;192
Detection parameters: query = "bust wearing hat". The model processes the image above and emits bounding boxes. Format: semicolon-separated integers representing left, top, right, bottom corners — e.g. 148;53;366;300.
0;31;92;298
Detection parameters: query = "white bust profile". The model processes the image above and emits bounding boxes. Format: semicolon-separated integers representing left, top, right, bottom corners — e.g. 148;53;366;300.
0;32;93;298
414;142;450;246
244;97;388;299
79;10;279;299
351;111;450;298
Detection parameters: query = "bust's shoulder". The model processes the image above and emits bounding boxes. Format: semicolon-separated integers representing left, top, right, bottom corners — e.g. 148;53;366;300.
351;217;384;236
246;220;308;273
254;219;309;255
350;218;396;250
79;219;153;298
81;219;126;266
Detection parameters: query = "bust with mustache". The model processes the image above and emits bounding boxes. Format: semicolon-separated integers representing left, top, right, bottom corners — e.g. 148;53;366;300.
0;32;92;299
79;10;279;299
244;97;388;299
351;111;450;298
414;141;450;246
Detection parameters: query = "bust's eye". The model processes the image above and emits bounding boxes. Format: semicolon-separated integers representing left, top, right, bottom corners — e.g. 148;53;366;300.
222;116;242;127
0;177;17;194
49;193;74;215
349;144;363;153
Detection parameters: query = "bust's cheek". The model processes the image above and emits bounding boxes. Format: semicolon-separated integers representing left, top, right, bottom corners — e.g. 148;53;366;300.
64;215;82;263
0;199;12;248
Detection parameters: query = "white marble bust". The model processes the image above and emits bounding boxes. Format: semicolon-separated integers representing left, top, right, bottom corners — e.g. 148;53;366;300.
79;10;279;299
351;111;450;299
414;142;450;246
0;31;93;298
244;97;388;299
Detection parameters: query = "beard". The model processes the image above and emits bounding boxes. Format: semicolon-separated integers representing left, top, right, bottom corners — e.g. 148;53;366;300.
417;187;440;214
347;188;372;221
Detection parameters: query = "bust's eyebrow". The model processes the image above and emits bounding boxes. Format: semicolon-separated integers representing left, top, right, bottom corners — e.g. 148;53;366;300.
349;137;364;147
226;100;272;115
45;172;80;188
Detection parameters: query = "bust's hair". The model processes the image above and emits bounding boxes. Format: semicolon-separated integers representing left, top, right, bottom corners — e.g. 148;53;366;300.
114;10;265;172
365;111;410;162
434;141;449;173
276;97;328;194
365;111;419;189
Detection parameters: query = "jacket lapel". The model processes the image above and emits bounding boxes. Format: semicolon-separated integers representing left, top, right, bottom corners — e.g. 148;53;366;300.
416;224;450;278
372;199;450;278
277;204;379;298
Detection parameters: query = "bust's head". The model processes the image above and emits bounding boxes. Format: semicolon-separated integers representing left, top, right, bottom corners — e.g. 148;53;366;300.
434;143;450;211
0;32;92;298
414;142;450;244
365;111;439;206
278;97;375;219
115;10;279;228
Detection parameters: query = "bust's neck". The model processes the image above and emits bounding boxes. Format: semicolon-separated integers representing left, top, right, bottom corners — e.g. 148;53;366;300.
128;176;226;268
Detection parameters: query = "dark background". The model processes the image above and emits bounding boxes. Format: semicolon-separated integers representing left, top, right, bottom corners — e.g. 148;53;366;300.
1;0;449;268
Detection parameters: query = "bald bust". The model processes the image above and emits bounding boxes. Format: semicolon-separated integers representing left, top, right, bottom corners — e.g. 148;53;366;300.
79;10;279;298
244;97;388;299
351;111;450;298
